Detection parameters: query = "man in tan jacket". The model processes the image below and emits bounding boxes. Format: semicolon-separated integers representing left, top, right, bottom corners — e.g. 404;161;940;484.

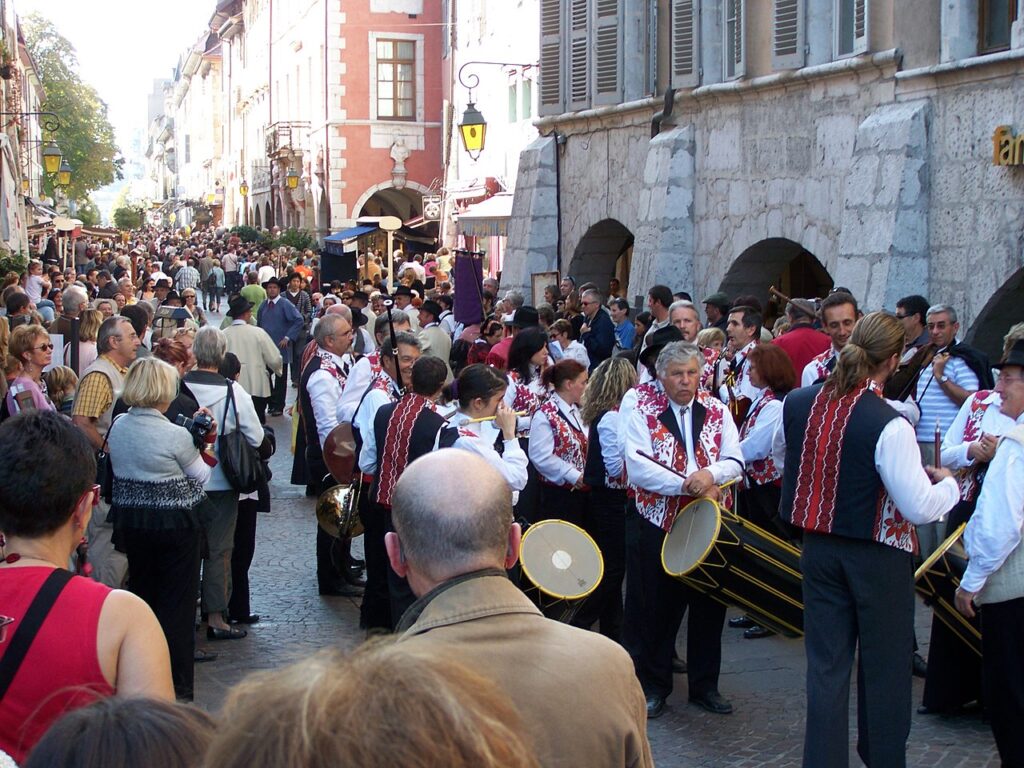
223;294;283;423
389;450;653;768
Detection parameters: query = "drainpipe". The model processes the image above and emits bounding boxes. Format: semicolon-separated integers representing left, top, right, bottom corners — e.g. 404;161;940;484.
650;87;676;138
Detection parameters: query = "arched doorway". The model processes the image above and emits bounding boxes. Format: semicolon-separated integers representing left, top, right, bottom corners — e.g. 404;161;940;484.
264;202;273;229
354;186;422;221
719;238;833;326
967;267;1024;362
254;205;262;229
569;219;634;298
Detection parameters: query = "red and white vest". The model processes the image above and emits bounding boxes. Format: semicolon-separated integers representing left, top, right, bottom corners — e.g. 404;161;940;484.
740;391;780;487
957;389;995;502
537;397;588;486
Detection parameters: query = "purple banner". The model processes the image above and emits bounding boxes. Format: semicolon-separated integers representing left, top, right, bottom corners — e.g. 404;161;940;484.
453;251;484;327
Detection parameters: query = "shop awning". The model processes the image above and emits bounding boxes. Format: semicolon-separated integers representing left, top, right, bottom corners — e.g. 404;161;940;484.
324;224;378;243
457;193;514;238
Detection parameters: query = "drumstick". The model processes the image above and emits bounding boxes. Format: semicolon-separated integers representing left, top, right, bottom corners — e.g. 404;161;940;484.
635;451;740;491
464;411;528;424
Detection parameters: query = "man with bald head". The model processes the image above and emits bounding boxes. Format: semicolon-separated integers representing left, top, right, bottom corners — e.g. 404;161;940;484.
390;450;653;768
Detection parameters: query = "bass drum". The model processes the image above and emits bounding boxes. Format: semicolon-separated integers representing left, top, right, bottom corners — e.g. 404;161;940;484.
661;498;804;637
519;519;604;624
915;523;981;658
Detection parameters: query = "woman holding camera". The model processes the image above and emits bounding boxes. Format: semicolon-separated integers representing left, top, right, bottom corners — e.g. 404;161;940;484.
107;357;215;701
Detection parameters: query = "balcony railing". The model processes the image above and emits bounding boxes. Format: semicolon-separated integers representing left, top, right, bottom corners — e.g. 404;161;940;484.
264;121;310;158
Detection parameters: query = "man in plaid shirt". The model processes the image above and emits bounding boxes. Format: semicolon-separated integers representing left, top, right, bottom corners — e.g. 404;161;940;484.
174;258;202;293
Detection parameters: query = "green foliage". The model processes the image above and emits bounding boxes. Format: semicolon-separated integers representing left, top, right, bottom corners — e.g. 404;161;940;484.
112;207;144;230
23;14;123;201
76;199;101;227
273;228;316;251
0;250;28;277
229;225;271;245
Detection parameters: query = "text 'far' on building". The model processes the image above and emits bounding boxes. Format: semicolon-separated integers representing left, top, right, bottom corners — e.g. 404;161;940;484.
502;0;1024;360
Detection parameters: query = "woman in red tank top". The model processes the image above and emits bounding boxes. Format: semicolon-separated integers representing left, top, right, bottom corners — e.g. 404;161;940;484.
0;411;173;762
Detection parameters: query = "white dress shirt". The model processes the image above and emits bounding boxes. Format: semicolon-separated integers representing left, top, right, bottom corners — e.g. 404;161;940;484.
740;394;783;465
940;391;1014;470
717;341;764;403
336;355;375;424
559;340;591;370
800;347;838;388
962;415;1024;594
624;396;744;497
306;350;346;447
448;412;529;492
771;405;960;523
596;409;626;481
528;392;586;486
354;374;401;474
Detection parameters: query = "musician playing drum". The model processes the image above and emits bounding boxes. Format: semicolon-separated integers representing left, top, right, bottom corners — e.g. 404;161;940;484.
775;312;958;768
955;339;1024;766
624;341;743;720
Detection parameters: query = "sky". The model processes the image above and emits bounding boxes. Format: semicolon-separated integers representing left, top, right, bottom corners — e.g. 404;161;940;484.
16;0;214;156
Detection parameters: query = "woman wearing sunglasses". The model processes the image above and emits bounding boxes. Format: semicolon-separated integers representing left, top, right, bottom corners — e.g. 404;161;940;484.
4;325;56;416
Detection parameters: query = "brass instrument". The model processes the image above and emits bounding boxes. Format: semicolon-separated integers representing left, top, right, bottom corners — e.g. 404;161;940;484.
316;477;364;539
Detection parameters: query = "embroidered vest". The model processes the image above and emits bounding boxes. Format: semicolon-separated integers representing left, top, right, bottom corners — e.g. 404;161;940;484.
806;349;835;384
371;394;444;507
740;392;780;487
957;390;994;502
701;347;719;393
537;399;587;484
507;371;545;416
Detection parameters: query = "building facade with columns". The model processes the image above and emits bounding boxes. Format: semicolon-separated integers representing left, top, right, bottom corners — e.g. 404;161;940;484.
502;0;1024;360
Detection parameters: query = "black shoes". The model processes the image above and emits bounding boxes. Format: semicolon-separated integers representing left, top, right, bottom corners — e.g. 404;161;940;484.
728;616;756;629
319;581;364;597
672;653;688;674
689;690;734;715
207;626;247;641
646;695;666;719
342;566;366;587
194;649;218;663
913;652;928;678
229;614;261;625
268;409;284;417
743;626;774;639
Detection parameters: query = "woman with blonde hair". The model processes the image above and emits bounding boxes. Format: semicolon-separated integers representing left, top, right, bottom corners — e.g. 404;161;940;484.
775;311;961;767
203;643;539;768
575;356;637;640
106;356;215;701
4;324;55;416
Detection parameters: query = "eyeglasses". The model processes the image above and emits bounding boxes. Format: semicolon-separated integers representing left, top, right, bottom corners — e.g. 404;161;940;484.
997;373;1024;384
33;343;54;351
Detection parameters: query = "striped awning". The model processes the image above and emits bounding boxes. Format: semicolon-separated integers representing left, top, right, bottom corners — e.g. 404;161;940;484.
457;193;513;238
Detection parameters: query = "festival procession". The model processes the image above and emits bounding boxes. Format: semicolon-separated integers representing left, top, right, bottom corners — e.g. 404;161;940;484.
0;0;1023;766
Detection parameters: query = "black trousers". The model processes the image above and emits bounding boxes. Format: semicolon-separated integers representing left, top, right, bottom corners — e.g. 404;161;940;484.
572;486;626;641
981;596;1024;767
358;495;392;630
801;532;915;768
122;526;201;701
228;498;258;620
308;454;348;591
269;364;287;411
624;508;725;700
252;397;268;425
537;484;587;526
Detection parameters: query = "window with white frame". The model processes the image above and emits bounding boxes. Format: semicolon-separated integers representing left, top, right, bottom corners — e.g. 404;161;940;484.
835;0;868;57
376;39;416;120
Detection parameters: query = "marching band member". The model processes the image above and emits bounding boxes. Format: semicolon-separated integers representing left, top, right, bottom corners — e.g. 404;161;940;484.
955;339;1024;766
775;312;958;767
351;332;420;630
335;311;412;425
666;300;718;394
442;364;528;496
623;341;744;720
528;360;589;527
715;306;764;419
576;357;637;641
505;327;551;522
800;291;858;386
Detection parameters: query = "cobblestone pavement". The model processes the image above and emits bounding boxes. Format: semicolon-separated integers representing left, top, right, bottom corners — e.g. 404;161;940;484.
195;404;1000;767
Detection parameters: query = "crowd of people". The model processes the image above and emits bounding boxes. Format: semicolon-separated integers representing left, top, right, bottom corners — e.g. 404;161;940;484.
0;223;1022;767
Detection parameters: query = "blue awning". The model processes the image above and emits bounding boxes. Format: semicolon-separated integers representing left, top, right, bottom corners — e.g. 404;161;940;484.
324;224;377;242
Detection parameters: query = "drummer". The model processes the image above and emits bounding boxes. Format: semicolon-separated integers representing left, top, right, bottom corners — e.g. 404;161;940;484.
623;341;743;720
528;360;589;527
774;312;958;767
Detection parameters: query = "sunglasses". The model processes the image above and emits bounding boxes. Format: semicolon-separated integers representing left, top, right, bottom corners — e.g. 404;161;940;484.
33;343;55;351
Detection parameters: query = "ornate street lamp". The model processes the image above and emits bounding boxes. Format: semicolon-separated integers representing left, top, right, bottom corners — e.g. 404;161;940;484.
57;160;72;187
21;178;29;194
42;142;62;175
286;167;300;190
456;60;533;160
239;179;249;197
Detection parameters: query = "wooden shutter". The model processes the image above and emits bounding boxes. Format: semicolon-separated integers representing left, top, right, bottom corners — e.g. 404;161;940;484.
853;0;869;53
670;0;699;88
592;0;622;104
539;0;564;115
568;0;590;110
772;0;804;69
724;0;745;79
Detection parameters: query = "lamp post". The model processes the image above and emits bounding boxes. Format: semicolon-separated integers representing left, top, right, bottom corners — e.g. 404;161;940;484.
41;142;62;175
455;60;534;160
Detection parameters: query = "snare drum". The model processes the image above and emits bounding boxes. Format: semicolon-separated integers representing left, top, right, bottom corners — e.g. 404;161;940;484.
519;519;604;624
661;497;804;637
915;523;982;658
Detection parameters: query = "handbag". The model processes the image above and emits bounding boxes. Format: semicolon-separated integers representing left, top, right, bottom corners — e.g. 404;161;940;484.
95;414;125;504
219;380;267;494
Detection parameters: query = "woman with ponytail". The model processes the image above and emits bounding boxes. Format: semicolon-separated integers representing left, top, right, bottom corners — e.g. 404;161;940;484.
775;311;961;767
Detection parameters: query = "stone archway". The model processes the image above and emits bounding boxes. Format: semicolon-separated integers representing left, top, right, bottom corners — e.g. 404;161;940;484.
264;202;272;229
254;206;262;229
353;183;426;221
967;267;1024;362
719;238;833;323
568;219;634;297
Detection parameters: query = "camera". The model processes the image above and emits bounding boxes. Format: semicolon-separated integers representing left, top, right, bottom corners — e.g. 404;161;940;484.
175;412;214;448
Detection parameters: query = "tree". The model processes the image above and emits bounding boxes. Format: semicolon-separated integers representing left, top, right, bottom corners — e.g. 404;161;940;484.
23;14;123;202
76;198;101;227
274;228;316;251
112;207;144;230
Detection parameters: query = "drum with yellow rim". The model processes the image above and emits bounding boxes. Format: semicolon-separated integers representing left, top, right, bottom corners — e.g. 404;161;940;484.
661;497;804;637
519;519;604;624
915;523;981;658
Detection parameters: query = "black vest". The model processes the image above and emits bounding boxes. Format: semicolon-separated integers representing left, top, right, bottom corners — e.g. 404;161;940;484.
369;402;447;503
779;384;899;541
583;411;610;489
298;355;326;467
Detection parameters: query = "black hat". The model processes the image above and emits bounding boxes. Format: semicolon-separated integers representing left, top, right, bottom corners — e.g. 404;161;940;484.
226;294;254;318
420;300;442;320
703;291;730;310
351;290;370;304
510;306;540;328
155;279;172;289
351;308;368;328
393;285;415;298
639;325;684;367
995;340;1024;370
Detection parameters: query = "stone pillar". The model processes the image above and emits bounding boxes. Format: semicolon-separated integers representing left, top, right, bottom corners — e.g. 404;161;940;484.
627;124;697;307
833;100;932;312
501;136;560;297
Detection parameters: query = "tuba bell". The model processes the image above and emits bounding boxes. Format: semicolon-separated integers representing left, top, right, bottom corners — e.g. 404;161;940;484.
316;477;364;539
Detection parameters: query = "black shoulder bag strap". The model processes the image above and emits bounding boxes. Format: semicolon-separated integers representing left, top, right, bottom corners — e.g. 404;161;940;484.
0;568;74;701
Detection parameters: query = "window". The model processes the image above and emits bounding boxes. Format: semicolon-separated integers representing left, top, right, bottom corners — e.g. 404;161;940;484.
376;39;415;120
835;0;868;57
979;0;1017;53
671;0;699;88
724;0;745;79
522;78;533;119
772;0;805;70
508;82;518;122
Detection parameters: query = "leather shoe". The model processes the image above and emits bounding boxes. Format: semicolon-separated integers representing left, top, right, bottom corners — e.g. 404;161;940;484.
728;616;755;629
689;690;734;715
350;556;365;567
343;568;367;587
672;654;688;674
319;582;364;597
743;625;775;639
913;652;928;678
229;614;261;625
645;695;666;719
207;626;247;641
